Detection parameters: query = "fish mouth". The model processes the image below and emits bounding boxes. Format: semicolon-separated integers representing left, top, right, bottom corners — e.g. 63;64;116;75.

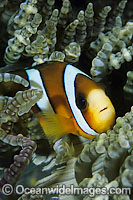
99;107;108;112
98;105;115;122
98;105;116;123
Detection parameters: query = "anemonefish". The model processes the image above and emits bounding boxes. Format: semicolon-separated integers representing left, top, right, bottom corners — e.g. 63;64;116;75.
0;62;115;141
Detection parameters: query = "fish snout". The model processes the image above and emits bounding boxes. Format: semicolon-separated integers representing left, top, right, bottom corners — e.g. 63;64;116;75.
86;89;116;133
96;103;116;132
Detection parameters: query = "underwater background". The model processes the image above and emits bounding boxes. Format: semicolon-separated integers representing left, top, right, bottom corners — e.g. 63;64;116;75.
0;0;133;199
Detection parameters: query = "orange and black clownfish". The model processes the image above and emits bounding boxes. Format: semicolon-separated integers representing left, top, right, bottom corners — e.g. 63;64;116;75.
0;62;115;141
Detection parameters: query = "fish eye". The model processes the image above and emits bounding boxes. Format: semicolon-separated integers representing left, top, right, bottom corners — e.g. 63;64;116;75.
76;95;87;111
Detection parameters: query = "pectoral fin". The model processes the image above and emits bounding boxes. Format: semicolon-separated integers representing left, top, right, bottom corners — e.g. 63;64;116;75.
37;112;75;141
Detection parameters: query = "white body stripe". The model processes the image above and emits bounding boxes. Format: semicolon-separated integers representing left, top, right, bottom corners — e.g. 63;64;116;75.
26;68;54;113
64;64;98;136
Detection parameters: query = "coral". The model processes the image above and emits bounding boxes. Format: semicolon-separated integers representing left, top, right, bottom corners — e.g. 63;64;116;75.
0;73;43;116
45;8;58;53
0;72;29;87
64;42;81;63
1;0;132;72
84;2;94;38
90;19;133;81
4;0;42;64
58;0;70;29
49;51;65;62
25;30;49;66
0;0;22;25
106;0;128;30
16;107;133;200
75;10;87;48
123;71;133;94
42;0;55;21
75;106;133;199
0;133;37;186
93;5;111;38
59;19;79;51
0;72;43;198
